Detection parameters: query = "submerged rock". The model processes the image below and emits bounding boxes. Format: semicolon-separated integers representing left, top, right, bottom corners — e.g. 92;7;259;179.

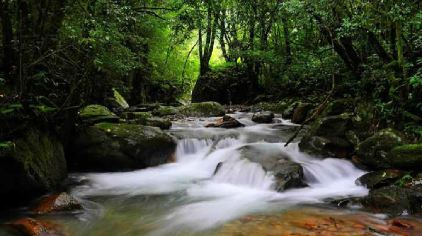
0;129;67;208
238;144;306;191
7;218;65;236
252;111;274;124
205;115;244;129
79;105;120;124
32;192;82;214
70;123;176;171
356;129;406;169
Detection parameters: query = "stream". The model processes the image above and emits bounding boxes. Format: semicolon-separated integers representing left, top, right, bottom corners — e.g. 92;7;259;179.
41;112;371;235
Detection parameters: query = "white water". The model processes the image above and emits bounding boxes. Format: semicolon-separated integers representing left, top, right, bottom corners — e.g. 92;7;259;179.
71;113;368;235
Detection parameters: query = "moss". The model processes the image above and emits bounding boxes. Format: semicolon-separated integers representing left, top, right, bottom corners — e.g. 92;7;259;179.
112;88;129;109
389;144;422;170
180;102;225;117
252;102;288;113
153;106;179;116
79;105;119;124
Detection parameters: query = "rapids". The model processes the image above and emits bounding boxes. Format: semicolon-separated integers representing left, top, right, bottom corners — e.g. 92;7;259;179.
60;112;369;235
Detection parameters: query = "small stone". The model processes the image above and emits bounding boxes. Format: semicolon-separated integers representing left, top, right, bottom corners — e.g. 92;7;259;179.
32;192;82;214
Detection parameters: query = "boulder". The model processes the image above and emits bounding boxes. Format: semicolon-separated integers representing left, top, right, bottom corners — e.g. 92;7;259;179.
321;98;355;117
191;67;259;104
152;106;179;117
32;192;82;214
356;129;406;169
238;144;306;191
70;123;176;171
0;129;67;208
389;144;422;170
252;111;275;124
121;111;152;121
180;102;225;117
299;114;354;158
356;170;404;189
282;101;299;119
205;115;244;129
145;118;172;130
362;186;422;216
78;105;120;124
291;103;313;124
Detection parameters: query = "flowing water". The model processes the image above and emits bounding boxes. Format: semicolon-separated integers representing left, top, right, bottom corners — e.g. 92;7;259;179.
43;113;370;235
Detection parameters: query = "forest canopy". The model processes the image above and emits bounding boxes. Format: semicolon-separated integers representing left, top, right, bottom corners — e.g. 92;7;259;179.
0;0;421;137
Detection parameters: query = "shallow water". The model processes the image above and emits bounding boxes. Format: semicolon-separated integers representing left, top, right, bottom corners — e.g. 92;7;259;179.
32;113;372;235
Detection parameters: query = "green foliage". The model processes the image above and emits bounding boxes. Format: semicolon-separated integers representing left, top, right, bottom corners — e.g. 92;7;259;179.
394;174;413;187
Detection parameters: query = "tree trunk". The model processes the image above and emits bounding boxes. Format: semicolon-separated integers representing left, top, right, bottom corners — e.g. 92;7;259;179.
0;0;16;84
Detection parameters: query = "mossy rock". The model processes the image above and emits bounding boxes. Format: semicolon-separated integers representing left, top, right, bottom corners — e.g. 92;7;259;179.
291;103;314;124
356;170;404;189
121;111;152;122
152;106;179;117
321;98;355;117
252;102;288;114
112;88;129;109
356;129;406;169
0;129;67;208
79;105;119;124
145;118;172;130
70;123;176;171
180;102;225;117
389;144;422;170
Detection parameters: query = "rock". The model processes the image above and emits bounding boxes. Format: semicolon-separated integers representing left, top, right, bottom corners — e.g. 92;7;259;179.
252;111;275;124
356;170;404;189
112;88;129;109
7;218;64;236
238;144;306;191
362;186;422;216
191;67;259;104
321;98;355;117
180;102;225;117
251;102;287;114
291;103;313;124
0;129;67;208
356;129;406;169
32;192;82;214
70;123;176;171
79;105;120;124
145;117;172;130
299;113;353;158
152;106;179;117
205;115;244;129
121;111;152;121
389;144;422;170
282;101;299;119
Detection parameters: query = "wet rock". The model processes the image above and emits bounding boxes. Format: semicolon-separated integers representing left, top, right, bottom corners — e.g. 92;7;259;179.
0;129;67;208
389;144;422;170
238;144;306;191
7;218;65;236
356;129;406;169
145;117;172;130
205;115;244;129
70;123;176;172
152;106;179;117
299;113;354;158
362;186;422;216
356;170;404;189
32;192;82;214
180;102;225;117
291;103;313;124
252;111;274;124
79;105;120;124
